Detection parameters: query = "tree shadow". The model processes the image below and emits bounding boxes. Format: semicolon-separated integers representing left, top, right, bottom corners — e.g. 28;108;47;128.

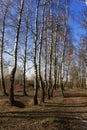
13;100;25;108
14;94;34;98
44;102;87;108
64;93;87;98
45;104;87;108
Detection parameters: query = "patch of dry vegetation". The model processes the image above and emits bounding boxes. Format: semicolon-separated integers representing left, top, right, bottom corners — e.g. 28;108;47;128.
0;88;87;129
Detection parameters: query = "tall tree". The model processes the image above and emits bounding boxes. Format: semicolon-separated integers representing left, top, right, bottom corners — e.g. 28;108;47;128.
48;0;53;99
50;1;60;96
10;0;25;105
23;12;29;96
50;22;58;97
38;0;47;103
44;9;48;96
33;0;40;105
22;0;33;96
60;0;69;96
0;1;9;96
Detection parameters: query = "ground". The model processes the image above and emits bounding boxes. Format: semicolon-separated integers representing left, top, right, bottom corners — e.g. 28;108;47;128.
0;88;87;130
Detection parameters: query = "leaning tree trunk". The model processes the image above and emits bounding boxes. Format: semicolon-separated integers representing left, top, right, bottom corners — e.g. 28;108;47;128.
33;0;40;105
10;0;24;105
1;3;9;96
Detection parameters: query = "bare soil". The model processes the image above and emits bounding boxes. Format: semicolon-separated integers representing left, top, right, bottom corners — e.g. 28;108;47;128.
0;88;87;130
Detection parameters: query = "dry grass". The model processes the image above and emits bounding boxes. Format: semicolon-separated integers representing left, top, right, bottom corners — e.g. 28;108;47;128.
0;88;87;129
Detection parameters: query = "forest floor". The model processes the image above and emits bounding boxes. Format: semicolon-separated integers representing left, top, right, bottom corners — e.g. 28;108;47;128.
0;88;87;129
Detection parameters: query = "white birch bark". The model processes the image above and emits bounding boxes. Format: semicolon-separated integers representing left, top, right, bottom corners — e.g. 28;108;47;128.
23;13;29;96
38;0;47;103
10;0;25;105
33;0;40;105
48;0;53;99
0;2;9;96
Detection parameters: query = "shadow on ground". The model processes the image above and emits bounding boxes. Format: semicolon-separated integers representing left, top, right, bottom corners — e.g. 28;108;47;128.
13;100;25;108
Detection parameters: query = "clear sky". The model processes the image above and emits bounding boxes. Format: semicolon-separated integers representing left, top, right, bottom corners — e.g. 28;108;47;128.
69;0;87;46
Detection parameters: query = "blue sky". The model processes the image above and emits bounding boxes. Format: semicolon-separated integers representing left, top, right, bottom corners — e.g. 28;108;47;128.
69;0;87;46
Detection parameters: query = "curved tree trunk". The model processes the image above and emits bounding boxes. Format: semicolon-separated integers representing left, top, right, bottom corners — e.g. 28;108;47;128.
10;0;25;105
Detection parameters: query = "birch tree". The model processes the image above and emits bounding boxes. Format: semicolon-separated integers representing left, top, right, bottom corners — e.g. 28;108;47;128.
23;12;29;96
38;0;47;103
10;0;25;105
47;0;53;99
50;22;58;97
60;0;69;96
44;11;48;96
50;1;60;96
33;0;40;105
0;1;10;96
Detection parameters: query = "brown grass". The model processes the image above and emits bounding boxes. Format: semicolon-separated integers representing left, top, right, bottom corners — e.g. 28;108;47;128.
0;88;87;129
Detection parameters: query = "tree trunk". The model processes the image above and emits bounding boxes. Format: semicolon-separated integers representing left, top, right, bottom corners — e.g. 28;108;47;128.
44;5;48;97
34;73;38;105
48;0;53;99
23;13;29;96
44;33;47;96
1;3;9;96
38;0;47;103
10;0;25;105
33;0;40;105
50;23;58;97
59;0;69;97
10;68;15;104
